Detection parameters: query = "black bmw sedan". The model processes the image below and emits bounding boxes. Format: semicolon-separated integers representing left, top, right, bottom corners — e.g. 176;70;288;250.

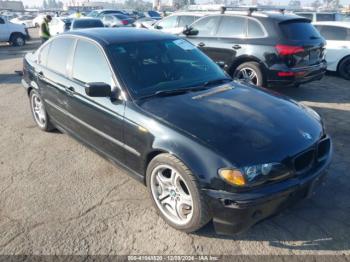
22;28;332;235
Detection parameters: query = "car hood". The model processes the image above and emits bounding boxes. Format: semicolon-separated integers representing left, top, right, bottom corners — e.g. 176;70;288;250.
136;82;324;166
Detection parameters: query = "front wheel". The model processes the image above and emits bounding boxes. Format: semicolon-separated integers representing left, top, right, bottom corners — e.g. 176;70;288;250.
338;57;350;80
29;89;55;132
146;154;211;232
10;33;25;47
233;62;264;87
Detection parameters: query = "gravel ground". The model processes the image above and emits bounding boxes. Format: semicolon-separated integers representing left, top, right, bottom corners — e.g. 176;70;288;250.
0;29;349;256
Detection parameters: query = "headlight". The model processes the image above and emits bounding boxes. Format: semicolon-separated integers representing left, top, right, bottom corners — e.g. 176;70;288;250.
219;163;289;187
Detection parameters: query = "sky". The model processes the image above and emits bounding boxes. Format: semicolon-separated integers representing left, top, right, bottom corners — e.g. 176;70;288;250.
21;0;350;7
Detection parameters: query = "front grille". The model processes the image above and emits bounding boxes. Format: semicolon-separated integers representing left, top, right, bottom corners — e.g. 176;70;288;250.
293;137;331;175
294;149;315;173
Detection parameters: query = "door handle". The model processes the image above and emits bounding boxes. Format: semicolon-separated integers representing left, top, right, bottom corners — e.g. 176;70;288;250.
198;42;205;47
232;45;241;50
65;86;75;95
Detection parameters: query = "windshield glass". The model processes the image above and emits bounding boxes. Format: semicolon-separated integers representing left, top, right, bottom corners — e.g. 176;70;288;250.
108;39;228;99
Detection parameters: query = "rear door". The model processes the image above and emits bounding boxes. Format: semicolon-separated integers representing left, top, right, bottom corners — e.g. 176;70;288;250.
64;38;126;163
314;25;350;71
278;19;326;68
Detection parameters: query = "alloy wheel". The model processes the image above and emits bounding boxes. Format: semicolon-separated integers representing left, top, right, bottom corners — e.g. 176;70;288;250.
31;93;46;128
150;164;194;226
235;67;258;85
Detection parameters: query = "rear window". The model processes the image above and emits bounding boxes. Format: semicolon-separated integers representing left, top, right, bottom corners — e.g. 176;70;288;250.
280;21;321;40
74;19;103;28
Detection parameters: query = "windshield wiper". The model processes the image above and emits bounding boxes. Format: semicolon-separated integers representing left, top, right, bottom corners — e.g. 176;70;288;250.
139;86;208;100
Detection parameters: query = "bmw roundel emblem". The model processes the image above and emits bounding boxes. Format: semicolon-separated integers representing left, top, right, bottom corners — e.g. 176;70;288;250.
301;131;312;140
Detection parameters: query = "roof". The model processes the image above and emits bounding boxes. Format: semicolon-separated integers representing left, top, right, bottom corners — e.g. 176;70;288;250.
64;28;177;45
313;21;350;28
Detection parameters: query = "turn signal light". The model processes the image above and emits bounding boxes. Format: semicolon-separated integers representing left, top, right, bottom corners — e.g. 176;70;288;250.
219;169;246;186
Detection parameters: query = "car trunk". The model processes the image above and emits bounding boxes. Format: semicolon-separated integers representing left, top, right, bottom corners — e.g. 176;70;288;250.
277;19;326;68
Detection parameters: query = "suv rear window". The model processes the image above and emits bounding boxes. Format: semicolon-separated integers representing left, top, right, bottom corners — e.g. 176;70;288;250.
280;21;321;40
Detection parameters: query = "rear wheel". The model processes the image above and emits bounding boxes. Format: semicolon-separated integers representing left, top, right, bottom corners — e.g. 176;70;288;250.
146;154;211;232
10;33;25;47
233;62;264;87
338;57;350;80
29;89;54;132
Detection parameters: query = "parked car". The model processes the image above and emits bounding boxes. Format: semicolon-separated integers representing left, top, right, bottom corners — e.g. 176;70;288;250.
314;21;350;79
71;18;104;30
183;11;327;87
294;11;343;22
134;17;156;28
32;14;45;28
10;15;35;28
144;10;162;20
0;15;28;46
152;12;206;35
102;14;134;27
49;17;72;35
87;9;129;18
22;28;332;235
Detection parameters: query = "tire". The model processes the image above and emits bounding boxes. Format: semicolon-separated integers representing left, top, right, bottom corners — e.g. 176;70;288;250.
233;61;264;87
10;33;25;47
29;89;55;132
146;153;211;233
338;56;350;80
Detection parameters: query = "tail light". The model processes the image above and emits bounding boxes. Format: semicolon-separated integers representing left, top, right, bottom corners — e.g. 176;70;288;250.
121;20;129;25
276;45;304;56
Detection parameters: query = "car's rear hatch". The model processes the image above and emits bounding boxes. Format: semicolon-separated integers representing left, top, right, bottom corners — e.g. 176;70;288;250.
277;18;326;68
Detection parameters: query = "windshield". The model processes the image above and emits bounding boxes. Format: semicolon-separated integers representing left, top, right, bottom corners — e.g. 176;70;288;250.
108;39;228;99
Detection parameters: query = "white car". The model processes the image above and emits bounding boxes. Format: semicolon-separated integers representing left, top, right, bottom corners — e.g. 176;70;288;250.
49;17;72;35
32;14;45;28
314;21;350;80
0;15;28;46
10;15;34;28
152;13;207;35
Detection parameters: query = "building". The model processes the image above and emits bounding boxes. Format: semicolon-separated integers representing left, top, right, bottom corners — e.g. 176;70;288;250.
0;0;24;11
63;1;123;11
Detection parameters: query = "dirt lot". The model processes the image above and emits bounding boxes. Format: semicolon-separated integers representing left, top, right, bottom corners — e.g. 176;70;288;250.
0;28;349;256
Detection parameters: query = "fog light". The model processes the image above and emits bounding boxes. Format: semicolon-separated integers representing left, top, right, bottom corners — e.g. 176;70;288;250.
219;169;246;186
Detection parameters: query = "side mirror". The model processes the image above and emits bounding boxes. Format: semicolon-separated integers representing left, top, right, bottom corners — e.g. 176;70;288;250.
182;26;198;36
85;82;111;97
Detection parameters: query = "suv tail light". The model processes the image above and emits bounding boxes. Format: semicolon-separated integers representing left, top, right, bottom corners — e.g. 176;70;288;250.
276;45;304;56
121;20;129;25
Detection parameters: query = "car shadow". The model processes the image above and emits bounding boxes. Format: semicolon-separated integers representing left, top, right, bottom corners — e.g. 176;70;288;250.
0;73;22;84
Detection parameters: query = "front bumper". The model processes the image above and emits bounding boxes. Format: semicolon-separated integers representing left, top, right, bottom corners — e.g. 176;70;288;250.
267;61;327;87
203;145;332;235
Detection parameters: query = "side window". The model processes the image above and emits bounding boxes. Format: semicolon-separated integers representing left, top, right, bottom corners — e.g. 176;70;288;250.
247;19;265;38
72;40;112;85
320;26;348;40
38;43;51;66
217;16;246;38
47;38;74;75
178;16;195;27
0;17;5;24
157;16;177;29
192;16;221;37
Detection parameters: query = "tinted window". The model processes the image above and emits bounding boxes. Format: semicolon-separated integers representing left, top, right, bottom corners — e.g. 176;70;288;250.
108;39;228;99
157;16;177;29
319;25;349;40
192;16;221;37
148;11;161;18
280;21;321;40
247;19;265;37
72;40;112;85
316;13;336;21
178;16;196;27
38;43;50;66
217;16;246;37
47;38;74;75
0;17;5;24
73;19;103;29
